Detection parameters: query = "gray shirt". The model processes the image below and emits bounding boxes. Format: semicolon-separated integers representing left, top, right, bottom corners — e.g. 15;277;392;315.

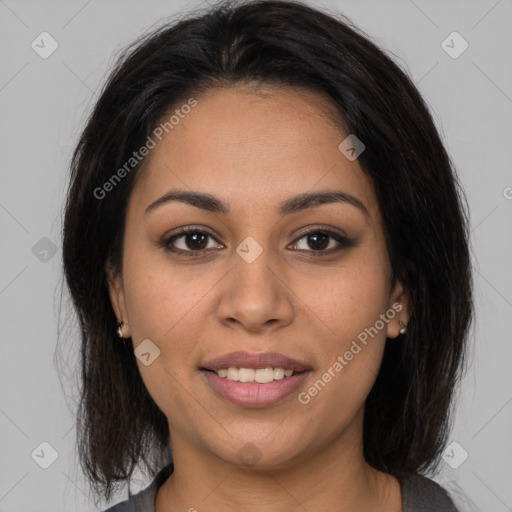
103;462;459;511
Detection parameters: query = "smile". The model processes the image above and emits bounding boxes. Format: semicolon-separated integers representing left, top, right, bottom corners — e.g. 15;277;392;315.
200;368;311;408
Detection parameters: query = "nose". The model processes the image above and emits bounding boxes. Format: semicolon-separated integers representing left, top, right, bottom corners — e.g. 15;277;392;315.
216;250;295;334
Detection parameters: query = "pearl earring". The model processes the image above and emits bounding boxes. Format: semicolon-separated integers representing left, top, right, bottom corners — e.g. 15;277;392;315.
117;321;127;339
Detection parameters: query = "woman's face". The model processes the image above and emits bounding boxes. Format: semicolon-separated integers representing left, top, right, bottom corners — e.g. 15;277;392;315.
108;85;408;469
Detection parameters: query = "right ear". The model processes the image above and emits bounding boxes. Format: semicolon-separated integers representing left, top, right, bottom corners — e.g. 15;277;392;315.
105;260;127;324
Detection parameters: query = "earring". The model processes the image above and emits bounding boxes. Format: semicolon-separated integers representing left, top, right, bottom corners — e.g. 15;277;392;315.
117;321;127;339
399;318;407;335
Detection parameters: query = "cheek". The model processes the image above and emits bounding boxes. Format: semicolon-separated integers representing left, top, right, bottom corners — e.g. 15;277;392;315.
121;254;204;417
299;269;390;424
122;243;207;342
121;245;220;394
294;253;391;341
294;246;391;405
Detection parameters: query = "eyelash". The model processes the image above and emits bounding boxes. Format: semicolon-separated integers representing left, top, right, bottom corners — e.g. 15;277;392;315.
161;226;356;258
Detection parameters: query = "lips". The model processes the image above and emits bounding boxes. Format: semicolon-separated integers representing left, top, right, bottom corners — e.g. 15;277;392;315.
200;350;312;372
200;367;312;408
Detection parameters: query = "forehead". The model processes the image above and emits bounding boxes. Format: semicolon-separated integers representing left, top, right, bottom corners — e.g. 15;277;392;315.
128;85;378;220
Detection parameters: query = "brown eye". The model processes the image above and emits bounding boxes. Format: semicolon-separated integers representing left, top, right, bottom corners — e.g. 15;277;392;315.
182;232;208;250
289;229;356;255
162;227;356;258
162;228;223;256
305;232;330;250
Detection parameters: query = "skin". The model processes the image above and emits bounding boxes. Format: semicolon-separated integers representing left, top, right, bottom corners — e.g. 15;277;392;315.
107;84;410;512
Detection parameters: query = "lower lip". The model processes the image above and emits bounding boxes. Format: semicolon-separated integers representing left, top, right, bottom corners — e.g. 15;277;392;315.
200;370;311;408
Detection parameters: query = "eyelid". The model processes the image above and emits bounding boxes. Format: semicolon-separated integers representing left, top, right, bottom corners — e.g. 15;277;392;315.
291;225;349;240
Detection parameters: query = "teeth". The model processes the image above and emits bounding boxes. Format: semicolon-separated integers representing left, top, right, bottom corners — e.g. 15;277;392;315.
214;367;296;382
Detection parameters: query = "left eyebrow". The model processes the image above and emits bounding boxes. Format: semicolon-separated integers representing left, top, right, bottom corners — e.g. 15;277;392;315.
144;189;370;218
278;190;370;217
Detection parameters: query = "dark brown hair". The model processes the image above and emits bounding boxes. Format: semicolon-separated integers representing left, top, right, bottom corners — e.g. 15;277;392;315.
60;0;474;502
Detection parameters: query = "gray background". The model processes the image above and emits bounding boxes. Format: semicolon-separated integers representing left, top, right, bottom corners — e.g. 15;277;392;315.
1;0;511;510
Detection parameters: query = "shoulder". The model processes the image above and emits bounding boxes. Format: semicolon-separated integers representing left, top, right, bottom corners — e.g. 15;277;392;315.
102;484;154;512
101;463;174;512
401;473;459;512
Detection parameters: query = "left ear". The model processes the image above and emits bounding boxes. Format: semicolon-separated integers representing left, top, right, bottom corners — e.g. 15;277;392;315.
386;279;410;339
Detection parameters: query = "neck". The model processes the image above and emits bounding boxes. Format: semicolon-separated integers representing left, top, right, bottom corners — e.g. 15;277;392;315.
156;409;402;512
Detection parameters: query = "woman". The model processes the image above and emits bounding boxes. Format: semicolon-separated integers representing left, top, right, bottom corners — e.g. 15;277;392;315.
61;1;473;510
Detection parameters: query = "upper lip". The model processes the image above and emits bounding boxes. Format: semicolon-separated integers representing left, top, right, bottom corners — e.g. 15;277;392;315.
200;351;312;372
